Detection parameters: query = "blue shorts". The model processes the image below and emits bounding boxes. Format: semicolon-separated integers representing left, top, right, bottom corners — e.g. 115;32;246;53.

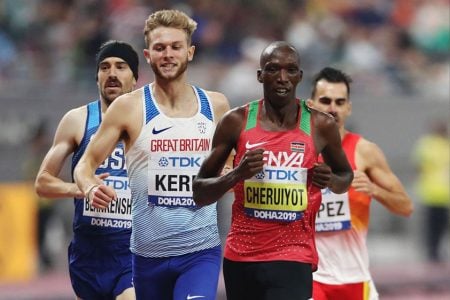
133;246;221;300
68;235;133;299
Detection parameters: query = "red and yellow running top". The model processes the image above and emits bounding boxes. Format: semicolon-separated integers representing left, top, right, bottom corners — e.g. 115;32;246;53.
314;132;373;285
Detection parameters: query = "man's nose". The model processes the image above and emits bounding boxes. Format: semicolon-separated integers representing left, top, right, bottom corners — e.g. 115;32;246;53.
327;101;337;113
107;66;118;77
163;46;174;57
278;69;288;82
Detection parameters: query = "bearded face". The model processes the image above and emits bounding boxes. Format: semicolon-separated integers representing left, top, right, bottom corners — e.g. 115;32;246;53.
144;26;194;82
97;57;136;105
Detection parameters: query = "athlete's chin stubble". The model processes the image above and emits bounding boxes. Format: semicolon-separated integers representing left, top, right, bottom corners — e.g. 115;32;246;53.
151;60;188;81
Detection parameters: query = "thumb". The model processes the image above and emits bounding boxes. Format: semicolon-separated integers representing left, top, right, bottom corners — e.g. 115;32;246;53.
97;172;110;180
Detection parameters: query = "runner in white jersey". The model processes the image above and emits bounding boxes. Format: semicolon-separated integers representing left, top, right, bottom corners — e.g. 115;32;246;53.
128;83;220;257
74;9;231;300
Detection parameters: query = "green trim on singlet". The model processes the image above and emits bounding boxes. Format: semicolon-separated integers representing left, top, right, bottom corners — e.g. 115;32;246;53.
245;100;259;131
245;99;311;134
299;99;311;136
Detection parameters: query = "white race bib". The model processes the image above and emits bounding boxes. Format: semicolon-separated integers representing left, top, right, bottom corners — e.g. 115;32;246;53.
315;188;351;232
83;175;132;221
148;153;204;208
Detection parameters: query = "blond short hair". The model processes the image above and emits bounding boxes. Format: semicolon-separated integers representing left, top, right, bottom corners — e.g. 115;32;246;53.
144;9;197;47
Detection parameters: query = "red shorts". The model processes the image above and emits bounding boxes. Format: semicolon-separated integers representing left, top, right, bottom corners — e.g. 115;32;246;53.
313;280;372;300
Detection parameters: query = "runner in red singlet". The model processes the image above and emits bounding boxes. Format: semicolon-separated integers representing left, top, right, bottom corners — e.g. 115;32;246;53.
193;42;354;300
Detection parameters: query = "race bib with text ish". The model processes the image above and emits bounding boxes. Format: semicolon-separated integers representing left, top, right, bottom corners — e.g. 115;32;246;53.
83;175;132;229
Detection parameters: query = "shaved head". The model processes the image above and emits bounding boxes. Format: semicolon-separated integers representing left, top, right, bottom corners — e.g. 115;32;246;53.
260;41;300;68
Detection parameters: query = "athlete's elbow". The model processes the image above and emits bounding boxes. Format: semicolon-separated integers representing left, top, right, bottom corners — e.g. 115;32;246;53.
192;181;208;207
329;172;353;194
35;181;45;198
391;201;414;217
401;202;414;217
193;195;211;207
193;178;220;207
34;174;49;198
193;195;207;207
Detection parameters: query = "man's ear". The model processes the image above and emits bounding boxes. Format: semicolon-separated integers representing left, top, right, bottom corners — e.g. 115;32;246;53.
257;69;263;83
188;45;195;61
143;49;151;64
306;99;314;108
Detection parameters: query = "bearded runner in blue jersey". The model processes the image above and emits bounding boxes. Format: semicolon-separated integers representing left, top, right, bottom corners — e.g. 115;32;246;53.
74;10;231;300
35;40;139;300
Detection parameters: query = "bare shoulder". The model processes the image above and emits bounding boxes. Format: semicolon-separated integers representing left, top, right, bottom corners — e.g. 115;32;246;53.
215;105;247;145
356;137;382;157
110;88;143;113
206;90;229;107
63;105;87;123
54;105;88;145
60;105;88;131
204;89;225;99
355;136;386;169
218;105;246;132
205;90;231;121
224;105;246;121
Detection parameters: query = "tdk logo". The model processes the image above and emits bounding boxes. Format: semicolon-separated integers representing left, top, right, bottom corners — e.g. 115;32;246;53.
159;156;202;168
103;178;129;190
266;169;298;181
256;169;299;181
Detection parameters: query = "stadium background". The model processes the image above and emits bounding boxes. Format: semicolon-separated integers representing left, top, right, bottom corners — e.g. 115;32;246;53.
0;0;448;299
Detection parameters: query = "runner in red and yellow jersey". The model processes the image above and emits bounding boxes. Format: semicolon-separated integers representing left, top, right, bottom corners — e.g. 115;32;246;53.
308;67;414;300
193;42;353;300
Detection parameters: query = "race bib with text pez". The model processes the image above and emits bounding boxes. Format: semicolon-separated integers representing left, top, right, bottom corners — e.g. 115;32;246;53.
315;188;351;232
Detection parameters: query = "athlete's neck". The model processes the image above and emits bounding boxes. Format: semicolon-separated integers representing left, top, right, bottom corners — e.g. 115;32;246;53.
99;98;111;114
262;99;299;129
152;81;197;117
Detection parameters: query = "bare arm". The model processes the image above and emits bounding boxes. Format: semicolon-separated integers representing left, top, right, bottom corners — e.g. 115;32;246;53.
355;139;413;217
208;91;231;125
313;110;353;193
35;108;85;199
74;93;140;209
193;108;264;206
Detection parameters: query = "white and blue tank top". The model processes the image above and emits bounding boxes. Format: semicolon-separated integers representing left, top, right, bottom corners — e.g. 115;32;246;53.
126;84;220;257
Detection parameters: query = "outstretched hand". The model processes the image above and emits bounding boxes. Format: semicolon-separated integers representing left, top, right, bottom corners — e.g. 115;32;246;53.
311;162;332;189
97;172;110;180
